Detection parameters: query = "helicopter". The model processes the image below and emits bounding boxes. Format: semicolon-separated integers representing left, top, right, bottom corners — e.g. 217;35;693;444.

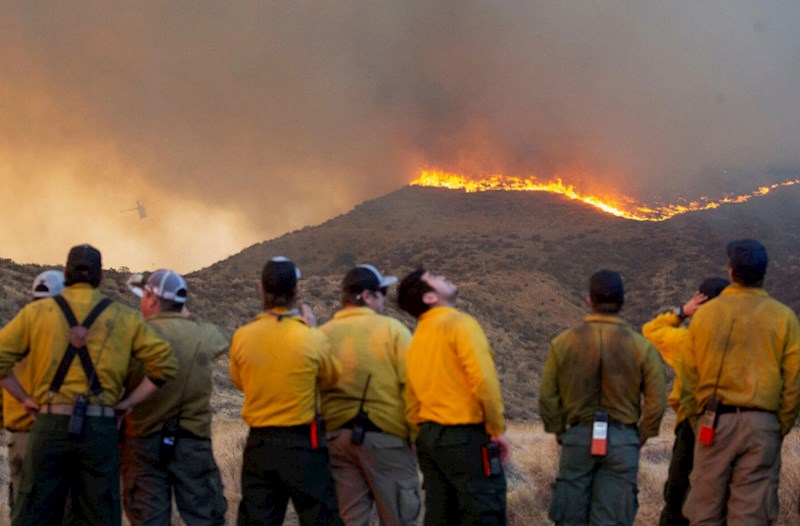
120;201;147;219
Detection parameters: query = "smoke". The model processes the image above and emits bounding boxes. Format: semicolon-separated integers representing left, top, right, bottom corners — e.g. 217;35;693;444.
1;2;799;271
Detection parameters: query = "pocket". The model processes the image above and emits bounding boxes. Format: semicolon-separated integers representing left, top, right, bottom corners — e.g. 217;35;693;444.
467;477;507;525
369;432;404;449
397;483;421;524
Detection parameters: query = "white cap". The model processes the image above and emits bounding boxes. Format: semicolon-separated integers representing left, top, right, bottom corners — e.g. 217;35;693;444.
32;270;65;298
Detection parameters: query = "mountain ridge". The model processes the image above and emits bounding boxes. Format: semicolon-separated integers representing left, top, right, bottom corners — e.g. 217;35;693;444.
2;185;799;419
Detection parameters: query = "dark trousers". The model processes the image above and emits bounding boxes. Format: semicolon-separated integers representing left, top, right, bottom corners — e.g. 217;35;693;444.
659;419;694;526
12;414;120;526
121;435;227;526
415;422;507;526
237;426;344;526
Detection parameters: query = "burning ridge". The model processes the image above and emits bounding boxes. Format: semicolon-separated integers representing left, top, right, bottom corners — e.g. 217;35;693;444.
410;169;800;222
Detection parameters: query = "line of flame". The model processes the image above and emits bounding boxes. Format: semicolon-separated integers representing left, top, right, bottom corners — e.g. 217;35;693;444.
410;169;800;222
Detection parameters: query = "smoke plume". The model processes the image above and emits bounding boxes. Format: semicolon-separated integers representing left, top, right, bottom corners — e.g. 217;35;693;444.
1;2;799;271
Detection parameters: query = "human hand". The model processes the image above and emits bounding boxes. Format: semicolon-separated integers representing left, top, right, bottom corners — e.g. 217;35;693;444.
490;434;513;465
22;397;40;419
682;291;708;318
301;303;317;327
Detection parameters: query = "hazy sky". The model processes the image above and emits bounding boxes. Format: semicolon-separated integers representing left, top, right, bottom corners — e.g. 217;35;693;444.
2;2;799;272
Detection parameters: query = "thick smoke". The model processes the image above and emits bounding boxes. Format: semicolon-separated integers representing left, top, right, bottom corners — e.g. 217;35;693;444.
1;2;799;271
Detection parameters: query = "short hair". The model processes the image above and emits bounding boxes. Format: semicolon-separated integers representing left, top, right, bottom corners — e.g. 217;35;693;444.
698;277;729;299
340;290;367;307
589;270;624;313
397;269;433;319
727;239;767;287
261;257;299;309
156;297;184;313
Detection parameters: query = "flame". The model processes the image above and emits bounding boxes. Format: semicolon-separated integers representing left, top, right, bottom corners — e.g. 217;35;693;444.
410;169;800;221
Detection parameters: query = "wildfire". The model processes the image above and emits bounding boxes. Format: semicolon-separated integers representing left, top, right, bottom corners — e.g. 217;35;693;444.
410;169;800;221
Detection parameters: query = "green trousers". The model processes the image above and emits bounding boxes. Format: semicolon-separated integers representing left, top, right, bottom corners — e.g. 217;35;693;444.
415;422;507;526
12;414;120;526
549;423;640;526
120;435;227;526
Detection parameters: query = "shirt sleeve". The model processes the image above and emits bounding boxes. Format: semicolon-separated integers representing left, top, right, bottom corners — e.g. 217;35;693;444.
779;313;800;436
539;341;564;435
130;314;177;386
679;326;700;429
454;316;505;436
0;308;32;378
314;332;341;390
638;342;667;440
229;330;243;391
642;312;686;371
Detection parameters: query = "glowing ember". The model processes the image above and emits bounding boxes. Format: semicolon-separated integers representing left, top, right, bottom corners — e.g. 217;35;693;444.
410;169;800;221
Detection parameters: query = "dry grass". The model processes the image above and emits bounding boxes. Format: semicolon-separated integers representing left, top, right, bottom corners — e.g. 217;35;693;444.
2;414;800;524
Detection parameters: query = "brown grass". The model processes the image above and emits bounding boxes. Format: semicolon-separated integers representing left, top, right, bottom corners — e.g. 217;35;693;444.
9;412;799;524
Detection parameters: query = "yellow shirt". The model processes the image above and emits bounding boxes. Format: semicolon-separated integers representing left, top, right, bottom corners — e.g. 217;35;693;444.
680;283;800;436
405;306;505;438
0;284;176;416
230;309;341;428
320;307;412;439
642;311;688;426
540;313;666;440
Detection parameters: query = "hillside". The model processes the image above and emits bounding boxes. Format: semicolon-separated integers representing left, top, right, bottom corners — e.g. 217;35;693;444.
2;185;800;420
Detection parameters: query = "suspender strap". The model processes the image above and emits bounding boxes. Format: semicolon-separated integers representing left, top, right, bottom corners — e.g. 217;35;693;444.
49;296;113;396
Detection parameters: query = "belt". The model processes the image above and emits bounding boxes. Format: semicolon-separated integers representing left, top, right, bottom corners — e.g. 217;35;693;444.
716;403;774;415
570;418;637;430
39;404;115;418
250;424;309;434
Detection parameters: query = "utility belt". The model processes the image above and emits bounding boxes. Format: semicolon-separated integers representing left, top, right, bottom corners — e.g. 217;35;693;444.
140;428;206;440
39;404;115;418
570;417;637;431
712;403;775;415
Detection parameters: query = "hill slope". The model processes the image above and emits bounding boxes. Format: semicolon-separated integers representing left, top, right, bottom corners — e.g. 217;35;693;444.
2;185;799;419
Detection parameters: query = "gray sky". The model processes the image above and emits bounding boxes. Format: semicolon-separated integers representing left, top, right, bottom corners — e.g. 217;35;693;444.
2;2;799;272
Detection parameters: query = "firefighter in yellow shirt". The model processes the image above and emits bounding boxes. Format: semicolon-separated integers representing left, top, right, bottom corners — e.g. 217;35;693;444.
642;276;728;526
540;270;665;526
2;270;65;516
0;244;176;526
230;256;344;526
321;264;420;526
398;269;510;526
680;240;800;524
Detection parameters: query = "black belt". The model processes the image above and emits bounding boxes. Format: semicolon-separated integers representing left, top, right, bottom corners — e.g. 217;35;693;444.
716;403;774;415
249;424;309;434
570;418;637;430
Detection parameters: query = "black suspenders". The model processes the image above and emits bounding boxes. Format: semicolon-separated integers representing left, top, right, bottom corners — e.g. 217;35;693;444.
49;296;113;397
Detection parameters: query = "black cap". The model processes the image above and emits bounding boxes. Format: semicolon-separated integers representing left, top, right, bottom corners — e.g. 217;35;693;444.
698;277;729;299
727;239;768;283
589;270;624;306
64;244;102;287
262;256;301;296
342;264;398;293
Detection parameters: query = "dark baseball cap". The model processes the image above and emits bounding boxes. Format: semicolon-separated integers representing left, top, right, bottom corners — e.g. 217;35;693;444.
262;256;301;295
727;239;768;282
342;264;397;294
64;244;102;286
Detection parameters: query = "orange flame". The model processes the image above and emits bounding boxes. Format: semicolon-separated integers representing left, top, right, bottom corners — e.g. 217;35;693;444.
410;169;800;221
